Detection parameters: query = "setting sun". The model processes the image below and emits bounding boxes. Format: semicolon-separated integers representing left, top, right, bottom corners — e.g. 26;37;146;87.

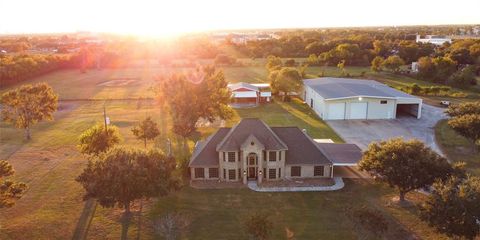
1;0;479;36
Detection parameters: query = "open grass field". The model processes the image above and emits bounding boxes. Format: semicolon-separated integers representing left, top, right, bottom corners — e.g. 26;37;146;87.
0;64;460;239
0;66;268;100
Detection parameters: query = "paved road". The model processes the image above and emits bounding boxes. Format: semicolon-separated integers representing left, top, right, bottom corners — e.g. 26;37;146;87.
327;104;446;155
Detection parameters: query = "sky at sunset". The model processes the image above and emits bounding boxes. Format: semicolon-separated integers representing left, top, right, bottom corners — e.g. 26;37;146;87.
1;0;479;36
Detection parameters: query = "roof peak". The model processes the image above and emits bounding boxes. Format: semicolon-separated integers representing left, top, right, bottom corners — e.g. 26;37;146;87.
216;118;288;151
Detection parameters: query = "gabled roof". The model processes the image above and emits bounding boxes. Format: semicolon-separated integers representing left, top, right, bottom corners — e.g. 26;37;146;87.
271;127;331;165
303;77;420;100
227;82;259;92
216;118;288;151
189;128;231;167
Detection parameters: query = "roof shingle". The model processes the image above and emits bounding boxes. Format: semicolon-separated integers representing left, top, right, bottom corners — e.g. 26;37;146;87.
271;127;331;165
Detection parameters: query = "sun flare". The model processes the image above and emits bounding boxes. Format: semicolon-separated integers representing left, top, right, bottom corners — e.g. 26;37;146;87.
1;0;479;36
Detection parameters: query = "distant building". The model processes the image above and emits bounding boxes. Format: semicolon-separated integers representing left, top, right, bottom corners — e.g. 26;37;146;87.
411;62;419;73
416;35;451;45
228;82;271;104
473;26;480;35
211;32;280;44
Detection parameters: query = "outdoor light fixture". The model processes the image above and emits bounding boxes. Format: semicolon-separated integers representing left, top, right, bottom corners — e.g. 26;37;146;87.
358;96;363;101
243;170;246;175
259;170;262;175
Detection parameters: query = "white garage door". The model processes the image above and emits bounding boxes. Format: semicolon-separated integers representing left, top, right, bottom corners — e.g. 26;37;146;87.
350;102;368;119
327;103;345;120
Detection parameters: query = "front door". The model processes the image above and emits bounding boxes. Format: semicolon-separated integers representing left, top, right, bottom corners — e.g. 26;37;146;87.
247;153;258;180
248;167;257;179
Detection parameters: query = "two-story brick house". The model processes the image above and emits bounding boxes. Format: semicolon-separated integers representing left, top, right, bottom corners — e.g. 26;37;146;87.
189;118;361;184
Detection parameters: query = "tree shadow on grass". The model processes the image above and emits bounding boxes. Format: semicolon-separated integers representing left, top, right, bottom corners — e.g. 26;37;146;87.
72;199;97;240
121;212;133;240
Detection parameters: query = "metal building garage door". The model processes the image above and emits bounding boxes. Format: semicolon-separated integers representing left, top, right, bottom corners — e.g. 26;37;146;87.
327;103;345;120
350;102;368;119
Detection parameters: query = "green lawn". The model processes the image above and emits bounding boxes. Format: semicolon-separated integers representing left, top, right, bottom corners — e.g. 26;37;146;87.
150;181;447;240
232;98;342;142
435;120;480;176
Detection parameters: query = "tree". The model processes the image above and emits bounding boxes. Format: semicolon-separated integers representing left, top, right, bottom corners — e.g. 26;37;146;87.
447;47;474;65
76;148;179;214
131;117;160;148
445;102;480;117
244;213;273;240
448;114;480;153
373;40;392;57
359;138;453;202
269;67;302;101
265;55;282;71
417;56;458;83
306;54;319;66
157;66;233;138
0;160;27;208
381;55;405;73
417;56;436;79
370;56;384;72
421;175;480;240
305;41;329;55
1;83;58;140
397;40;419;63
335;43;360;64
432;57;457;83
447;65;477;87
469;43;480;60
78;124;122;157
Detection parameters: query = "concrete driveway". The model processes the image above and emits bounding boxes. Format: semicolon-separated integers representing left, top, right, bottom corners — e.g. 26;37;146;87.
326;104;446;155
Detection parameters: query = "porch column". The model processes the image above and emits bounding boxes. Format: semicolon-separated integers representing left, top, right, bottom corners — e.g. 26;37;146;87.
242;151;247;184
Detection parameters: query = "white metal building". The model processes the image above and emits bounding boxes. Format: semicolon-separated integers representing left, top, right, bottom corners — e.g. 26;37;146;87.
303;78;422;120
416;35;452;45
